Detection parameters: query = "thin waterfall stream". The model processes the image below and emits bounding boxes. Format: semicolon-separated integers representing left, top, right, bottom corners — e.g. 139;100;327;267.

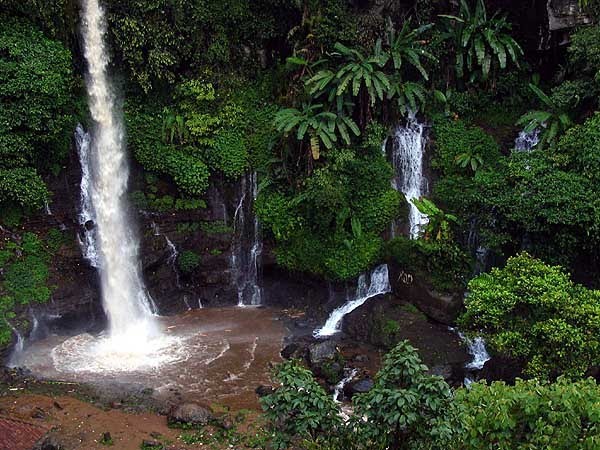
231;171;263;306
390;113;429;239
315;264;391;337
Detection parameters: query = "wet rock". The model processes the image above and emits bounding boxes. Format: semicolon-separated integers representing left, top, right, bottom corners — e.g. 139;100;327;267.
430;364;453;380
84;220;94;231
141;440;162;449
308;340;338;366
479;355;524;384
255;385;274;397
346;378;374;396
388;264;463;325
281;343;299;359
167;402;213;426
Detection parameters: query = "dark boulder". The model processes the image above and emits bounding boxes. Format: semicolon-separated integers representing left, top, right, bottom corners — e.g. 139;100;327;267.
346;378;374;396
167;403;213;427
308;340;338;366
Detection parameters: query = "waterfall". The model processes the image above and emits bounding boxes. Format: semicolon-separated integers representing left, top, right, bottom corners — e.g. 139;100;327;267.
75;124;100;267
390;113;429;239
164;235;182;289
333;368;358;403
514;128;540;152
7;323;25;367
80;0;156;339
315;264;390;337
44;201;52;215
450;327;491;385
231;171;263;306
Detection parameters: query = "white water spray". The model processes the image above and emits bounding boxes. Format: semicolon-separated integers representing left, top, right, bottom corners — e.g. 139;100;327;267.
80;0;156;340
231;171;263;306
514;128;540;152
315;264;390;337
75;124;100;267
390;114;429;239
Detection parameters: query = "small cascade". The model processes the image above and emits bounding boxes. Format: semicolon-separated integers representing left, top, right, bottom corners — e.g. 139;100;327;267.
75;124;99;268
164;235;181;289
231;171;263;306
390;113;429;239
451;327;491;385
467;219;490;276
7;323;25;367
514;128;540;152
333;368;358;403
44;201;52;216
315;264;390;337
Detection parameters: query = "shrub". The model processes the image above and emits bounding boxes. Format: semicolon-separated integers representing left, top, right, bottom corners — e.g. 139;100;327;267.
177;250;201;273
260;359;342;449
459;253;600;379
351;340;459;449
454;377;600;449
431;116;501;176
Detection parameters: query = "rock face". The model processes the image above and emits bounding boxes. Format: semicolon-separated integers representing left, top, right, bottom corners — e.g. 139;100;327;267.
167;403;213;426
388;263;463;325
547;0;592;31
343;297;470;386
308;340;338;366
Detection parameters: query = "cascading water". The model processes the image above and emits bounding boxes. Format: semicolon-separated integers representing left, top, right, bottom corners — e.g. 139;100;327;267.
75;124;100;267
315;264;390;337
7;323;24;367
79;0;159;345
390;113;429;239
450;327;491;385
514;128;540;152
231;171;263;306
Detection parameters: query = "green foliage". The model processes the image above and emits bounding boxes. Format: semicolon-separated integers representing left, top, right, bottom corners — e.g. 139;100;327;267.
0;17;75;208
558;113;600;183
260;359;342;449
209;130;248;179
454;377;600;449
440;0;523;83
431;116;501;175
1;232;54;346
257;150;400;279
351;340;458;449
568;25;600;84
517;84;572;149
385;236;470;293
275;104;359;160
459;253;600;379
411;198;458;241
126;107;210;196
177;250;201;274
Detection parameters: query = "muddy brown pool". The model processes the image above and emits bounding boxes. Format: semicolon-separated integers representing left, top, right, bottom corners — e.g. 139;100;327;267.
12;307;285;409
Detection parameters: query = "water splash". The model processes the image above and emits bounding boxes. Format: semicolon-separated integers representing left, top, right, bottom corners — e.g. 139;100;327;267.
80;0;156;340
450;327;491;385
231;171;263;306
514;128;540;152
390;113;429;239
315;265;390;337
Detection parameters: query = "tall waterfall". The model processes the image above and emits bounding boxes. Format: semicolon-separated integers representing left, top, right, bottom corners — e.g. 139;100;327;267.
80;0;156;338
315;264;390;337
231;171;263;306
390;114;429;239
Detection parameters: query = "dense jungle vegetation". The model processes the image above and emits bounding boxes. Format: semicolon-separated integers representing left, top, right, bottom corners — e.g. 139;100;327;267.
1;0;600;448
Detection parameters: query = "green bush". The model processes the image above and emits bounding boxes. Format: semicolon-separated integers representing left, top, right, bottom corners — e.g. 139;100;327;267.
257;151;400;280
208;130;248;179
431;116;501;176
454;377;600;449
459;253;600;380
0;232;53;346
260;359;342;449
177;250;201;274
0;17;75;208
